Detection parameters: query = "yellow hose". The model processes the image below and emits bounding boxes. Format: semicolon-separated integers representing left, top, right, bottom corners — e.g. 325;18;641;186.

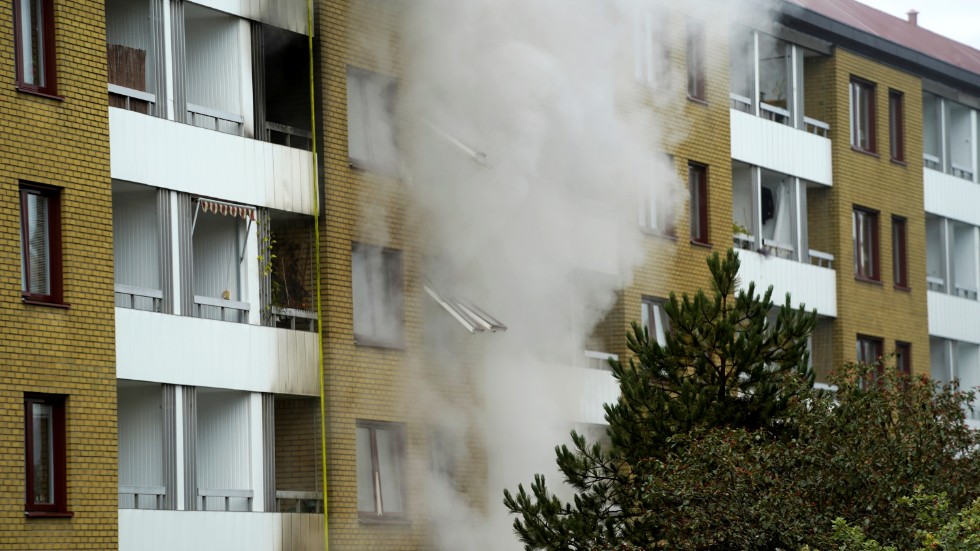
306;0;329;549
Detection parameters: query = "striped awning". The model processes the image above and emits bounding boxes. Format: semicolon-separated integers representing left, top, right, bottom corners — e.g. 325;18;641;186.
198;198;256;221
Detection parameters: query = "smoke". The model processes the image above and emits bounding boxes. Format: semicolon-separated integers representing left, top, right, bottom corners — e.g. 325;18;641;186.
349;0;780;548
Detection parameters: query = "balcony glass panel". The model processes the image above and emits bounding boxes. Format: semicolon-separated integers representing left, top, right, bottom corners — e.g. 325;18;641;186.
193;211;246;322
114;182;162;311
946;101;973;180
106;0;158;114
184;3;243;134
758;33;790;125
197;389;252;512
952;221;978;300
118;382;166;510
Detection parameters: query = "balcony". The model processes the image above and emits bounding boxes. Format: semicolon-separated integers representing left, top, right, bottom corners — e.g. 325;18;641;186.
736;250;836;317
924;167;980;227
567;351;620;426
119;511;323;551
729;30;832;185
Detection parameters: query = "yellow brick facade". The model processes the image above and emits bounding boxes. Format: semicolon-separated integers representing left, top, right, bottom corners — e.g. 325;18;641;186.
806;48;930;374
0;0;116;549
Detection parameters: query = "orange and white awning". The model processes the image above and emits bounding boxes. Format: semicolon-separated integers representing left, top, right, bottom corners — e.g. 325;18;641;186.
198;198;256;221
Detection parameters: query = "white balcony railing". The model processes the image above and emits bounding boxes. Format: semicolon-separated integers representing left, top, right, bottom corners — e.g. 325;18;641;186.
276;490;323;513
762;238;794;259
119;485;167;510
109;84;157;115
187;103;245;136
729;92;752;113
924;153;942;171
194;295;250;323
116;284;164;312
951;161;974;182
760;101;790;125
927;275;945;293
269;306;318;332
803;116;830;137
808;249;834;269
954;285;979;300
733;232;754;251
199;488;253;512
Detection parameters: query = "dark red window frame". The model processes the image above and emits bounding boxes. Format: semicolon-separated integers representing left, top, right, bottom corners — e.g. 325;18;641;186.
24;394;71;518
686;19;705;101
356;420;406;520
12;0;58;97
850;77;877;153
20;183;64;306
895;341;911;380
689;162;709;244
889;89;905;162
853;206;879;282
892;216;908;289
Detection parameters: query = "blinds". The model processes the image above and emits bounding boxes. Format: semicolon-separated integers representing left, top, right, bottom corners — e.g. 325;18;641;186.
25;192;51;295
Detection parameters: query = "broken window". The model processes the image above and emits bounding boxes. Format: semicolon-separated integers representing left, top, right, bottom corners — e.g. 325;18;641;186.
347;67;399;175
352;243;403;347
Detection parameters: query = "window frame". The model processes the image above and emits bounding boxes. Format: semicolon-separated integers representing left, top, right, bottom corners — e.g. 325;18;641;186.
12;0;58;97
849;77;877;153
856;335;884;367
892;215;909;289
888;89;905;162
686;19;705;101
895;341;911;379
356;420;406;521
346;66;399;176
351;243;404;348
19;183;64;306
853;206;880;282
641;297;669;346
639;155;676;237
688;162;709;244
24;394;70;517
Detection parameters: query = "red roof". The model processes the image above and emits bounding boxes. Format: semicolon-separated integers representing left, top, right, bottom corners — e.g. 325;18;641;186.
788;0;980;76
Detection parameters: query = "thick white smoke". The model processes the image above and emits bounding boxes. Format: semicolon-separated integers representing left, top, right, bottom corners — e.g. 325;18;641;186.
351;0;778;548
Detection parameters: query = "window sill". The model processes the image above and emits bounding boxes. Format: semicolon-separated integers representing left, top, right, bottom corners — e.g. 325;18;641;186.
854;275;883;286
894;284;911;292
25;510;73;519
690;239;713;249
890;158;907;167
640;227;677;240
358;514;411;525
16;86;64;101
686;95;709;106
22;296;70;309
348;159;399;179
354;336;406;351
850;146;879;158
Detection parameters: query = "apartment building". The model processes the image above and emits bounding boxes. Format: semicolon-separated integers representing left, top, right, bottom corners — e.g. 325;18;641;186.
4;0;980;550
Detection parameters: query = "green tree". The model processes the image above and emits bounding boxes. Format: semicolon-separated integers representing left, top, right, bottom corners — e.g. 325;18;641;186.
503;250;817;550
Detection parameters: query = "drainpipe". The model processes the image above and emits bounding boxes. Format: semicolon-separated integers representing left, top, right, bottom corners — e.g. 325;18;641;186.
306;0;330;549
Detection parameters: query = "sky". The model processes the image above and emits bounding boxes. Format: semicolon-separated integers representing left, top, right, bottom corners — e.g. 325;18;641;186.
855;0;980;50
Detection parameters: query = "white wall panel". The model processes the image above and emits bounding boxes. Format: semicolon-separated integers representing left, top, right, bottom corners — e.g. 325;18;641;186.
118;384;164;487
116;308;319;395
730;109;833;186
188;0;309;36
569;367;619;426
184;4;242;115
928;290;980;345
119;511;324;551
737;250;837;317
109;108;315;215
924;168;980;226
197;390;251;501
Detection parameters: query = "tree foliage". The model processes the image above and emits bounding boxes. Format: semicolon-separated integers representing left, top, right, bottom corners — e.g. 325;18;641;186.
504;250;980;550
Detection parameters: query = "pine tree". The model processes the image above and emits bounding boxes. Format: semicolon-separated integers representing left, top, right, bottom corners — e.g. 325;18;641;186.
503;249;817;550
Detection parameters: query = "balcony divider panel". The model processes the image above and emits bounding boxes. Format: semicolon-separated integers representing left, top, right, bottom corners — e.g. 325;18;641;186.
170;0;187;123
262;393;275;511
161;383;177;510
157;188;174;314
257;208;272;326
182;385;197;511
251;22;267;143
150;0;168;117
177;193;194;316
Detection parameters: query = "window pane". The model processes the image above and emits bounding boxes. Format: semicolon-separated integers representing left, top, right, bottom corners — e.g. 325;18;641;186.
19;0;46;86
26;193;51;295
352;245;403;345
32;402;54;505
356;427;376;513
375;428;403;514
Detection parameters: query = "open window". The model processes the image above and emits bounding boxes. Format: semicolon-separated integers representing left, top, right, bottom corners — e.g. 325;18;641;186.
253;25;312;149
352;243;403;347
347;67;399;175
357;421;405;520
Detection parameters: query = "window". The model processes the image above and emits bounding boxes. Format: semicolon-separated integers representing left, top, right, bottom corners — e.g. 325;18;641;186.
853;206;879;281
856;335;883;365
24;394;69;517
641;297;669;346
352;243;403;347
347;67;398;175
892;216;908;289
896;341;911;378
850;77;876;152
635;9;671;89
889;90;904;162
639;156;675;236
356;421;405;519
689;162;708;244
686;20;705;100
20;184;63;305
13;0;57;96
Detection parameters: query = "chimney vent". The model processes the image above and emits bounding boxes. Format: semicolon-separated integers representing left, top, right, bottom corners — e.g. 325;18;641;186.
907;9;918;26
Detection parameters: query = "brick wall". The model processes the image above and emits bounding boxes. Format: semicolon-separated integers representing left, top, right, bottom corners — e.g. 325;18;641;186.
0;0;117;548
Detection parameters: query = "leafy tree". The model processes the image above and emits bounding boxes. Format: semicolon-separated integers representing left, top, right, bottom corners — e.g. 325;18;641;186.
503;250;817;549
504;250;980;550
